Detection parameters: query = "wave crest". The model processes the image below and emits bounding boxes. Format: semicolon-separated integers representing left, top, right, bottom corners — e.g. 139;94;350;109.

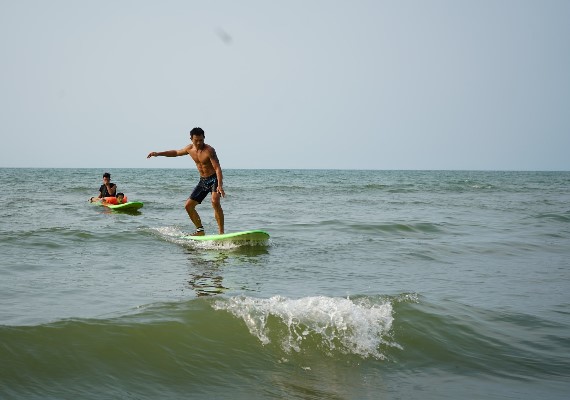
213;295;398;359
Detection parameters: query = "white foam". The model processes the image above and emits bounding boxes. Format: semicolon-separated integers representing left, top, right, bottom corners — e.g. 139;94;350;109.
149;226;256;249
152;225;186;237
213;295;398;359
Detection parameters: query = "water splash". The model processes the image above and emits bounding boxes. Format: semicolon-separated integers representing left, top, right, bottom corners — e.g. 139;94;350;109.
213;295;398;359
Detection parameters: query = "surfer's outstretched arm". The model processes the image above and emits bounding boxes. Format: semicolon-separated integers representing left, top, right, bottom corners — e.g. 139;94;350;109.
147;144;192;159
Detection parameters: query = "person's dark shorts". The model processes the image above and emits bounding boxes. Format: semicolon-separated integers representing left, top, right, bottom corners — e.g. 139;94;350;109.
189;174;218;203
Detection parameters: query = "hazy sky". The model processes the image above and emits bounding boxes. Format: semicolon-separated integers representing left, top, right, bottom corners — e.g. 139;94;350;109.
1;0;569;170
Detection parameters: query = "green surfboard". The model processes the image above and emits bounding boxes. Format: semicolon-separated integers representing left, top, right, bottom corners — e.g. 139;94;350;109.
180;230;269;242
106;201;144;211
94;201;144;211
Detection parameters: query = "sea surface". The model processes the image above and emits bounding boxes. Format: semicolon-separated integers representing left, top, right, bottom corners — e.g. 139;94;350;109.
0;168;569;399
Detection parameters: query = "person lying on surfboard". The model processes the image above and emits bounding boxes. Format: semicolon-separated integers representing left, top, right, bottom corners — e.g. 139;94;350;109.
89;193;128;204
147;127;225;236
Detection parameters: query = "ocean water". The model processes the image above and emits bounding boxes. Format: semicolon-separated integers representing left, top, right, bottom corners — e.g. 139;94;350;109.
0;168;569;399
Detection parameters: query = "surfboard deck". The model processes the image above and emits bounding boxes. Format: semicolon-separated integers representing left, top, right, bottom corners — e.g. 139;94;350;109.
180;230;269;242
105;201;144;211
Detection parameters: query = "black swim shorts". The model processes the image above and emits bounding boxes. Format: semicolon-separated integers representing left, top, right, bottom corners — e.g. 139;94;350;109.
189;173;218;203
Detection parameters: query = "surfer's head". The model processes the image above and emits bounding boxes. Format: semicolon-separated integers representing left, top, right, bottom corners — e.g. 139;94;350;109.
190;127;205;149
190;127;205;139
103;172;111;180
116;193;125;203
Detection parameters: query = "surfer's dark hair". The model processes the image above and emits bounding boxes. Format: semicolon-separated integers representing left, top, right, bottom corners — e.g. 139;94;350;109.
190;127;205;138
103;172;111;178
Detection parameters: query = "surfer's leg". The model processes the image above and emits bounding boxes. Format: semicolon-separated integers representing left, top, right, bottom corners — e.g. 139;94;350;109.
211;192;224;234
185;198;205;235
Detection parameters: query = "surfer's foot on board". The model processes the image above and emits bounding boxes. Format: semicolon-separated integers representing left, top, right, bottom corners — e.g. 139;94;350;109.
191;227;205;236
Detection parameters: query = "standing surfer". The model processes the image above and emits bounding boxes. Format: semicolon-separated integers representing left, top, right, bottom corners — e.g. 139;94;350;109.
147;127;225;236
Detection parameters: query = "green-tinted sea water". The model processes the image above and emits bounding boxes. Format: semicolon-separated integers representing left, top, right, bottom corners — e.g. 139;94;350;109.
1;168;569;399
